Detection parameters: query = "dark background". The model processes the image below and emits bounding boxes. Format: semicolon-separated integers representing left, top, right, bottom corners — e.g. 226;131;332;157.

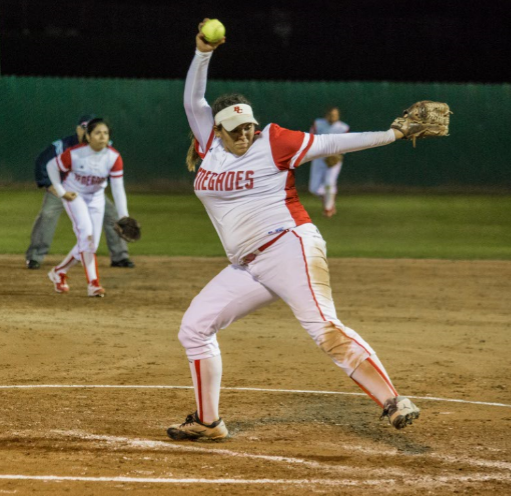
1;0;509;83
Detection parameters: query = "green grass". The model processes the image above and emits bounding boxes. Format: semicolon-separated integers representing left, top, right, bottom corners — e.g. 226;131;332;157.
1;190;511;260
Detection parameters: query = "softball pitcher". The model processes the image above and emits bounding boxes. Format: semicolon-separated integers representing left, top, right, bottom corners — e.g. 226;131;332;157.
167;20;420;441
46;118;130;297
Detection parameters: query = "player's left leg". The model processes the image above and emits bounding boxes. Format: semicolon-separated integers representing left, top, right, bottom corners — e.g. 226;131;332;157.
84;192;106;297
249;224;419;429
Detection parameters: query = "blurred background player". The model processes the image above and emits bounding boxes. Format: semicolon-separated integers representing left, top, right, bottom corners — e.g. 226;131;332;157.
308;107;350;217
46;118;132;297
25;114;135;270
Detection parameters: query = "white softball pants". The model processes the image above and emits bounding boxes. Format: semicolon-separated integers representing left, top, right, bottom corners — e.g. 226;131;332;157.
309;159;343;196
63;190;105;257
179;223;375;377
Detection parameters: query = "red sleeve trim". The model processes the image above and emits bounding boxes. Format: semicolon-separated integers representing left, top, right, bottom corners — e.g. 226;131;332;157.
294;134;315;168
110;154;124;173
196;129;215;159
269;124;306;171
57;148;72;171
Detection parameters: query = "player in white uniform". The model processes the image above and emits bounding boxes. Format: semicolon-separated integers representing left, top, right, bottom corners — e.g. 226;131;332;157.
167;21;420;441
46;118;130;297
309;107;350;217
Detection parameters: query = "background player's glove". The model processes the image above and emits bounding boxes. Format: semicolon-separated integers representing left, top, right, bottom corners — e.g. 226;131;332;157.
114;216;141;242
324;154;344;167
391;101;452;147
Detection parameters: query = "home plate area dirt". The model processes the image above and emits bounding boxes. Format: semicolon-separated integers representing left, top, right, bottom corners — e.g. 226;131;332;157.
0;255;510;495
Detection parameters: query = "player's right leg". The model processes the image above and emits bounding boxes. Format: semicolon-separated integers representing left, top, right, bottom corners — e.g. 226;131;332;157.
168;264;279;441
26;191;64;268
308;159;327;196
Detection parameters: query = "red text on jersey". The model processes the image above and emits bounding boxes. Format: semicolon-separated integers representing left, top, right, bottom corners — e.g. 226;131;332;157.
194;168;255;191
73;173;106;186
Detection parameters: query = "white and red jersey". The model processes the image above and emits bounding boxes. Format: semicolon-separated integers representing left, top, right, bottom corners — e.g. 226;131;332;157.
185;49;396;265
56;143;123;195
195;123;315;263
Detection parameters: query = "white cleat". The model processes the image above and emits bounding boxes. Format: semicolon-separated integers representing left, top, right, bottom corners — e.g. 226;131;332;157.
167;412;229;441
48;268;70;293
87;279;106;298
381;396;420;429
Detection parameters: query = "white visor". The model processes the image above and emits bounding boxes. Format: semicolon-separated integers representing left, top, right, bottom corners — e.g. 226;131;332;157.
214;104;259;132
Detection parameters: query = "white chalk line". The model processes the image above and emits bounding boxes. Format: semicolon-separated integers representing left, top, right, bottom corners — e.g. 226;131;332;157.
2;430;510;487
0;475;385;485
0;473;508;486
0;384;509;408
7;429;511;475
63;431;511;473
333;443;511;472
50;430;358;474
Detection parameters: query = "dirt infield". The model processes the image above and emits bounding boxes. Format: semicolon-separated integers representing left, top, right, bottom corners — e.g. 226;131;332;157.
1;254;510;495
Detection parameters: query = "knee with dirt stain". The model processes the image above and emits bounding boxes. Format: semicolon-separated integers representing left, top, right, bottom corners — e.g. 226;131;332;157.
315;324;350;357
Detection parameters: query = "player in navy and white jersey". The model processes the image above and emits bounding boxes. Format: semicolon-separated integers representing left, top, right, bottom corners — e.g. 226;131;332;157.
166;20;420;441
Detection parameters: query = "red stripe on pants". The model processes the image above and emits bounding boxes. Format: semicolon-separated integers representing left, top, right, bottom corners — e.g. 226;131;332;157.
194;360;203;422
351;376;384;408
291;230;372;356
367;356;398;397
80;253;90;283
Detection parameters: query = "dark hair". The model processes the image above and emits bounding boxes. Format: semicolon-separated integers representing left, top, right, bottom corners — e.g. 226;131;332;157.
83;118;110;143
212;93;252;121
325;106;340;116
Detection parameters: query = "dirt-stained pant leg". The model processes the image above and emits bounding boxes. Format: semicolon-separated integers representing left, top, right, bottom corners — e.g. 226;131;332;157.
178;264;279;360
248;223;375;377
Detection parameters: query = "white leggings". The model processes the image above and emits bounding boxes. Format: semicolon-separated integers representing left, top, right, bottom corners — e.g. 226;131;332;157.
179;223;375;377
309;160;343;196
63;190;105;257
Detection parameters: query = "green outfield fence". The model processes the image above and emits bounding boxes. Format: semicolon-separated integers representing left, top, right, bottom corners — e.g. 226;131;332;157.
1;76;510;189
